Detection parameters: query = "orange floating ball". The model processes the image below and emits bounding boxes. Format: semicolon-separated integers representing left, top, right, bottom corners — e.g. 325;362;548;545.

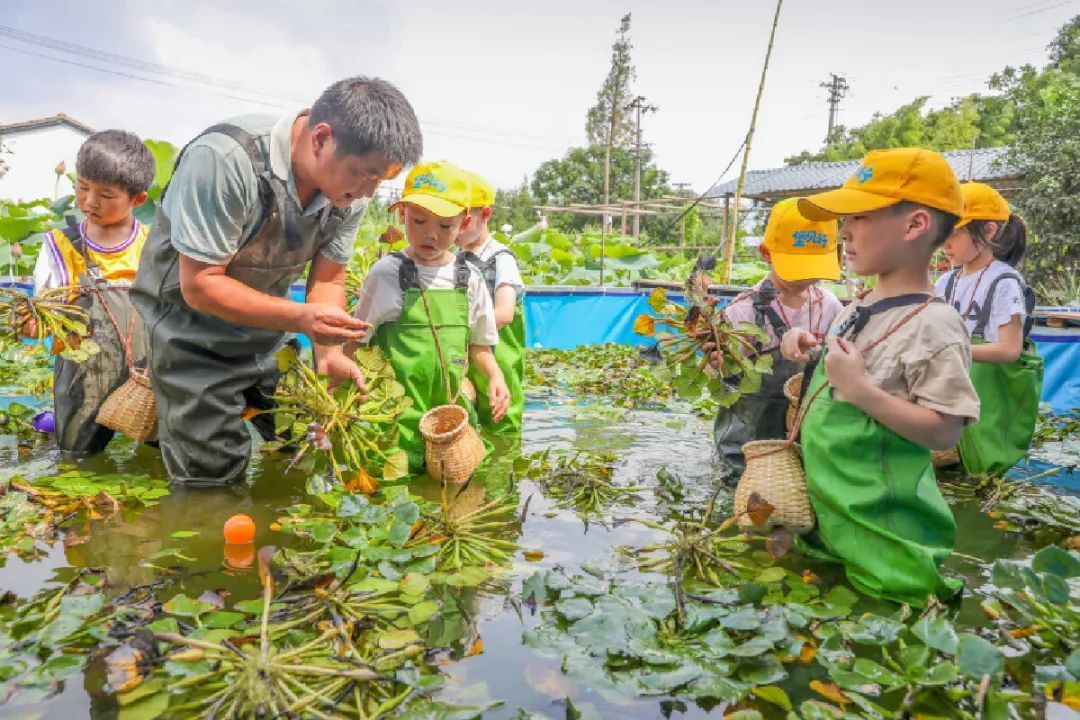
223;514;256;545
223;543;255;570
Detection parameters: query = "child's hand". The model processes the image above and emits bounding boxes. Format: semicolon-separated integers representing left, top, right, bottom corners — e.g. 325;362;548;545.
823;336;870;399
316;350;367;395
781;328;819;363
488;374;510;422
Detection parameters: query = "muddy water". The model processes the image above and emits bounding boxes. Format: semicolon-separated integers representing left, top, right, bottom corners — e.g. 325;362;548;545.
0;391;1076;719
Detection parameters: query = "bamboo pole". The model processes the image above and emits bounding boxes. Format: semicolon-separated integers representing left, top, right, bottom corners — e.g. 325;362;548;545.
721;0;784;283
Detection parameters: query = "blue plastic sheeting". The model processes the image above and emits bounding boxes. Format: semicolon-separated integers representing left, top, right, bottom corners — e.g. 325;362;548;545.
1031;329;1080;414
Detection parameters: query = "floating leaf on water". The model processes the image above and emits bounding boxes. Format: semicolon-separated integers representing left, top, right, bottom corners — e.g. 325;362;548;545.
911;614;959;655
346;467;380;494
752;685;793;711
1031;544;1080;578
956;633;1005;680
524;549;546;562
379;627;421;650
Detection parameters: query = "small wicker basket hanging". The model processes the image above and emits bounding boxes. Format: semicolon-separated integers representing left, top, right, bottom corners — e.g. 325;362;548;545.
783;372;803;433
419;404;486;484
96;369;158;442
734;439;815;533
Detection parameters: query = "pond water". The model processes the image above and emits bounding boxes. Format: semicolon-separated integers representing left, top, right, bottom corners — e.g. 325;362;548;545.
0;386;1077;719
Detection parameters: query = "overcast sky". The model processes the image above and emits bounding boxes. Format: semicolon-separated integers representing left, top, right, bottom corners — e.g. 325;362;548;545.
2;0;1076;193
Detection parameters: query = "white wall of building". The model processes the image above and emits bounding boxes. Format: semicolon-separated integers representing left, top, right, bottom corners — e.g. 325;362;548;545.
0;125;89;202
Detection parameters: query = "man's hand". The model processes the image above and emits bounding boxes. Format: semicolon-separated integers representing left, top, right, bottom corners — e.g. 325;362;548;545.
488;373;511;422
823;336;871;400
301;304;370;346
315;345;367;391
781;328;820;363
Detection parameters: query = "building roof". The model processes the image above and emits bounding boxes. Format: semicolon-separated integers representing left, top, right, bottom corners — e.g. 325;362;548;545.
0;113;95;137
708;146;1024;201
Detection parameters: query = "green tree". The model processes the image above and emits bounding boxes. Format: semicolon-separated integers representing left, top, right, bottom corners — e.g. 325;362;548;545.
530;145;670;233
490;181;538;234
585;13;636;222
993;15;1080;279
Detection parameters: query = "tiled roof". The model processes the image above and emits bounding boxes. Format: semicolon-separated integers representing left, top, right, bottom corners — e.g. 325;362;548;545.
0;113;95;136
708;146;1022;200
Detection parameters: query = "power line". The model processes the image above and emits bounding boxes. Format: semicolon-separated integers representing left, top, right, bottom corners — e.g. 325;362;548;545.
0;24;576;150
1011;0;1079;19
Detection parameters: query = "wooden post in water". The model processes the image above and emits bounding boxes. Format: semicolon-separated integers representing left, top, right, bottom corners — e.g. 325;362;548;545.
722;0;784;283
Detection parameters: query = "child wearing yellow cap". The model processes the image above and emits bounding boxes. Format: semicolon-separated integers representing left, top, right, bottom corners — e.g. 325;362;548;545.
711;198;843;476
350;160;510;473
934;183;1042;476
780;147;981;607
456;170;527;434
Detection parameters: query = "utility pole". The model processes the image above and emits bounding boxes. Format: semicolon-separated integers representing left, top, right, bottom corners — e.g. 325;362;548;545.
820;73;849;142
629;95;658;240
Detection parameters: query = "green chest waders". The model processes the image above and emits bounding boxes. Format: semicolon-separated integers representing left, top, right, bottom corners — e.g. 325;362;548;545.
943;270;1043;476
798;295;962;608
713;283;802;476
53;220;149;455
463;249;526;433
131;123;349;486
374;253;485;474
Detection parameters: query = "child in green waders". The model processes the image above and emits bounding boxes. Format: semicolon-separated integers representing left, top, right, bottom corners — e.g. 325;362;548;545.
27;130;155;455
456;170;527;433
934;183;1042;476
350;161;510;473
781;148;981;607
711;198;843;476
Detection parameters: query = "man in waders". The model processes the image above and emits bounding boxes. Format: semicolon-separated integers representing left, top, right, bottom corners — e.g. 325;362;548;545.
458;170;527;434
711;198;843;477
131;77;423;486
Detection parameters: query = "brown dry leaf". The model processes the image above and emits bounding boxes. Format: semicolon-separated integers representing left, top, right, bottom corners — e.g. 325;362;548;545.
257;545;277;590
802;569;820;584
345;468;380;495
379;226;404;244
633;314;656;337
241;407;261;422
1067;535;1080;551
523;549;546;562
65;332;82;351
1008;626;1039;639
980;599;1003;620
745;493;775;528
810;680;852;705
766;526;793;558
426;534;449;546
799;643;817;664
465;636;484;657
51;339;66;356
92;492;121;514
63;533;91;548
268;522;282;532
408;519;425;540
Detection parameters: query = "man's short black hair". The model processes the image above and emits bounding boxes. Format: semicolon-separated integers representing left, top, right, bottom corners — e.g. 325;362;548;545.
889;201;959;248
76;130;155;196
310;76;422;165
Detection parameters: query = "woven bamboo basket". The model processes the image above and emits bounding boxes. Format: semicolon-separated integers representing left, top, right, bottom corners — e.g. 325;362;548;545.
420;404;486;485
734;439;815;534
783;373;803;433
96;369;158;442
932;446;961;469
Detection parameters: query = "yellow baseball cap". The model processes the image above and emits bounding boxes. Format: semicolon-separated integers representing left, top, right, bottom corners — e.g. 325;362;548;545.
798;147;964;221
956;182;1010;228
465;170;495;209
763;198;840;281
393;160;472;218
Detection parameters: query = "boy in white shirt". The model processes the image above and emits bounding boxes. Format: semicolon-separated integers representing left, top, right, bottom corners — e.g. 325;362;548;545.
457;170;527;433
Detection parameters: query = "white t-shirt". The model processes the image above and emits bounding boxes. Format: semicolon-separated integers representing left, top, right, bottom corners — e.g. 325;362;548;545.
468;236;525;298
353;253;499;346
934;260;1027;342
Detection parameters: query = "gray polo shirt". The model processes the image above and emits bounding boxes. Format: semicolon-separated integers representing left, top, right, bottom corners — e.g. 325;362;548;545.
162;111;366;266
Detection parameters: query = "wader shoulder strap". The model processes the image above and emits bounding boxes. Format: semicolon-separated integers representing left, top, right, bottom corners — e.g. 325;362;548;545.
165;123;303;251
453;252;472;290
837;294;942;343
943;269;960;307
61;217;105;285
460;249;510;297
972;272;1035;340
392;251;419;291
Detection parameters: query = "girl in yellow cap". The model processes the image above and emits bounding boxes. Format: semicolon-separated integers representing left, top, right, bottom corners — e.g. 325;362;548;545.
934;183;1043;476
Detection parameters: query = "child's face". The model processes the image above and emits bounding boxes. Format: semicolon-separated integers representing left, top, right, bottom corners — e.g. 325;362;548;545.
455;208;491;249
75;178;146;226
400;205;471;263
942;225;992;266
838;206;927;276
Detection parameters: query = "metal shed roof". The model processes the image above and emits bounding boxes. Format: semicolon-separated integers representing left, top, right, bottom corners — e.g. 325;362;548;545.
708;146;1024;201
